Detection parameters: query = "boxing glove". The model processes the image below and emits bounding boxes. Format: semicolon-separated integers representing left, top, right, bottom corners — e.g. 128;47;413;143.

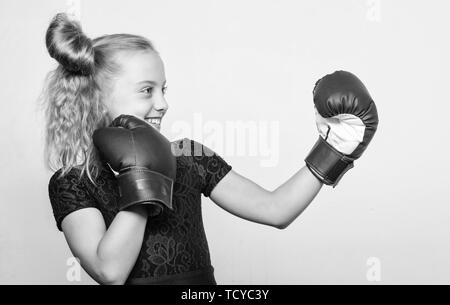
93;114;177;215
305;71;379;187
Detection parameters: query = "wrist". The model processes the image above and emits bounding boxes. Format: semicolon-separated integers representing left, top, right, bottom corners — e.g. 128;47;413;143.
305;136;354;187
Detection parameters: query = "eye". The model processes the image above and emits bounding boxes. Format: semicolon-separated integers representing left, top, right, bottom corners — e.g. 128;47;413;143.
162;85;168;95
141;87;153;95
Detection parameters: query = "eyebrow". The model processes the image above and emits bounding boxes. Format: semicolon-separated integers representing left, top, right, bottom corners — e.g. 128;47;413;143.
136;80;167;86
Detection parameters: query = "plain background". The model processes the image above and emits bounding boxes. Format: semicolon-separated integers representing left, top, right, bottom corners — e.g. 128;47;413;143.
1;0;449;284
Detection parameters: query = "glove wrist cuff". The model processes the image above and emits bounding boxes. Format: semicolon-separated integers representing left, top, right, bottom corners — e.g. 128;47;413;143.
305;136;354;187
116;168;174;213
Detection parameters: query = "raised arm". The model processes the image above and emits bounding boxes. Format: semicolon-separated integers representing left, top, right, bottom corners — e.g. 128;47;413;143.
210;71;378;229
53;115;177;284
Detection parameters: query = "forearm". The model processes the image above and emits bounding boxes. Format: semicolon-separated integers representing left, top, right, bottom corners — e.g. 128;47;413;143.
271;166;323;228
210;168;322;229
94;206;148;284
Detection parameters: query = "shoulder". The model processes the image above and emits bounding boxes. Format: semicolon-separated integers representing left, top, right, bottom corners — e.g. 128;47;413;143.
48;166;98;231
49;167;82;187
48;166;94;203
171;138;232;197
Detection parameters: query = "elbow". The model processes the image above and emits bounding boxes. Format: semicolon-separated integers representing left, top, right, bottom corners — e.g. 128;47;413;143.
274;221;289;230
269;204;290;230
96;265;127;285
272;217;290;230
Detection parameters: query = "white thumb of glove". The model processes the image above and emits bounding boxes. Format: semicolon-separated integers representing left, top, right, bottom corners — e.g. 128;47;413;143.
314;107;366;155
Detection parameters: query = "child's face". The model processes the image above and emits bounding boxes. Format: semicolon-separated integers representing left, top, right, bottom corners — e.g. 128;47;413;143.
105;50;168;131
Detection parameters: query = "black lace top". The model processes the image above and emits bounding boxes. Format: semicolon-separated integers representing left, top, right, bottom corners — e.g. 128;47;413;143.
48;138;232;284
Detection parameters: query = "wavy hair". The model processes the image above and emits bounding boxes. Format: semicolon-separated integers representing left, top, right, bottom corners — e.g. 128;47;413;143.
40;13;157;185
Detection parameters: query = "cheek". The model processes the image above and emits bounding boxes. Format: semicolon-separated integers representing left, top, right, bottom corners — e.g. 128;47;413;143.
108;94;153;119
105;93;133;119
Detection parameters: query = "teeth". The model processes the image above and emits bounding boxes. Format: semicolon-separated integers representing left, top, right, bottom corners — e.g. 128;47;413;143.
146;118;161;124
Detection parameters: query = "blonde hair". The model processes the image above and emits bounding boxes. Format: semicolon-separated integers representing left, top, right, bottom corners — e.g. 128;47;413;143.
40;13;157;185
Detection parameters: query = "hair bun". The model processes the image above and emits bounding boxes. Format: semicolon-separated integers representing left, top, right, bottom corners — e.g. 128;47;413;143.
46;13;95;76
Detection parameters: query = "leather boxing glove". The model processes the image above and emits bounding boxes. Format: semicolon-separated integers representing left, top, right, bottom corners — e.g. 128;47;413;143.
93;114;177;215
305;71;379;187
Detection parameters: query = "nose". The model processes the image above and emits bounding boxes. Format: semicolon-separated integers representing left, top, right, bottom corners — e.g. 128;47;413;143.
153;93;169;113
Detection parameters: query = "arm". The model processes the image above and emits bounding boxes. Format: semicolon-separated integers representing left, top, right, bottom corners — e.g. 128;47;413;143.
61;115;174;284
210;70;378;229
61;206;147;285
209;167;323;229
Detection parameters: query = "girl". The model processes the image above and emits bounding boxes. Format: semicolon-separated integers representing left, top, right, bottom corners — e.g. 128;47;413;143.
43;13;376;285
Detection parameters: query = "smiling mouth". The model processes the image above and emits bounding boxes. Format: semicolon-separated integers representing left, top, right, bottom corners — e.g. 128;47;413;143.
144;117;162;128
